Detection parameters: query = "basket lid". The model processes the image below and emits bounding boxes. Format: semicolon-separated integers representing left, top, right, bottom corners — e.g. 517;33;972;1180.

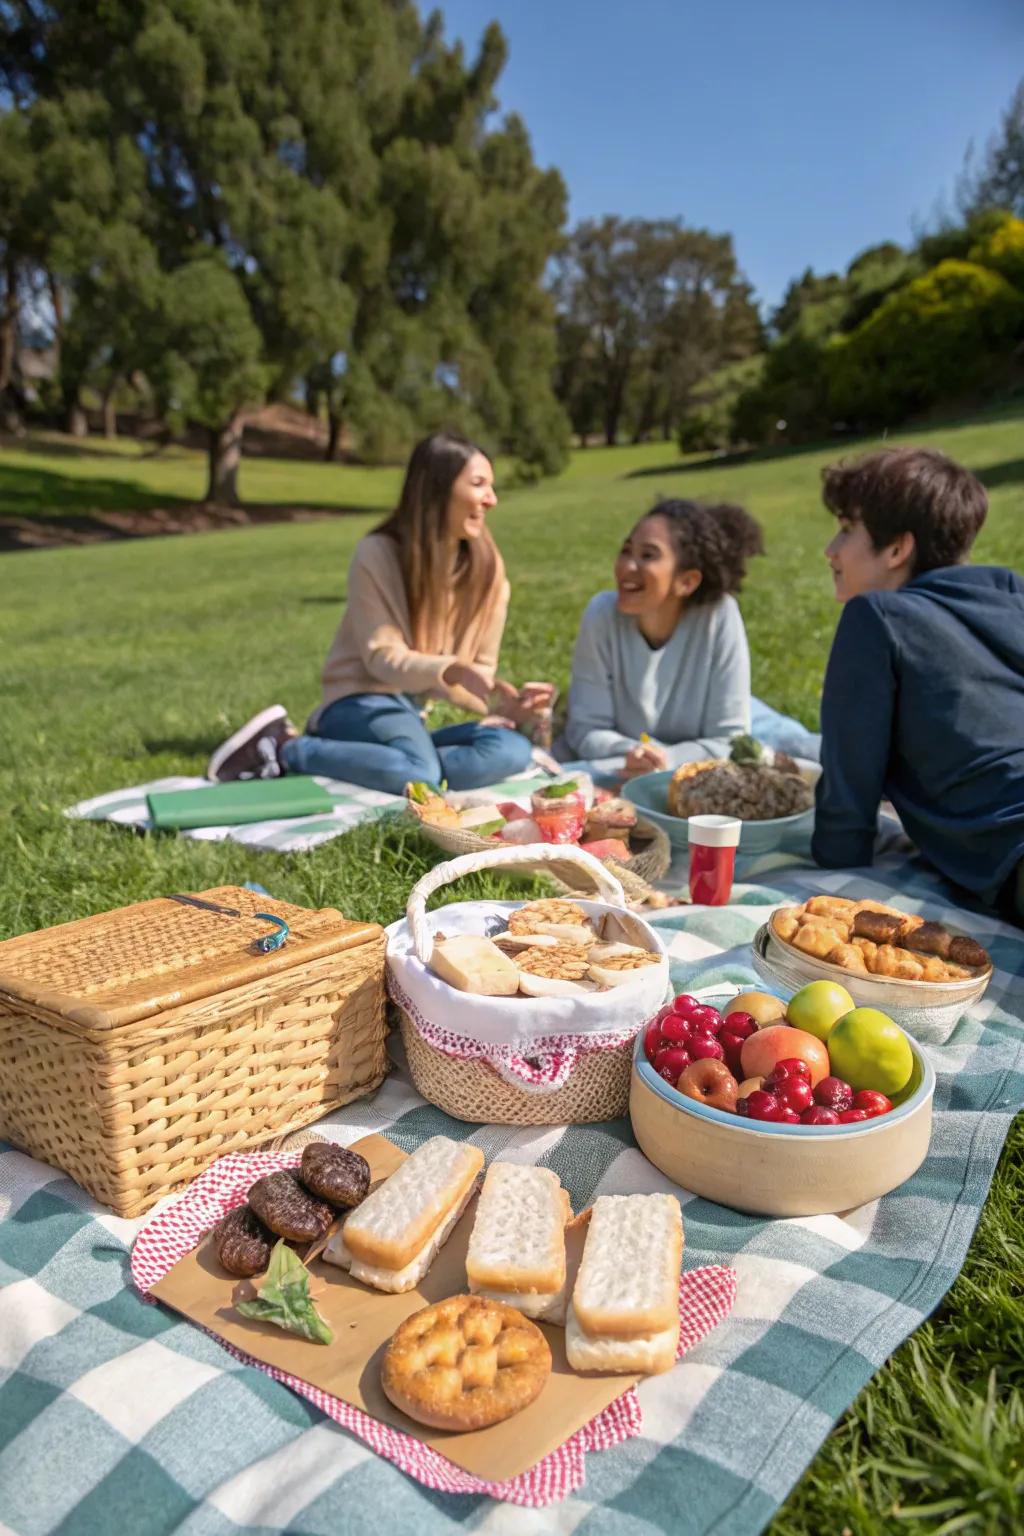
0;886;383;1030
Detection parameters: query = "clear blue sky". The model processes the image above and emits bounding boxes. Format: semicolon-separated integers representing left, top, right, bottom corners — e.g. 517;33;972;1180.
438;0;1023;312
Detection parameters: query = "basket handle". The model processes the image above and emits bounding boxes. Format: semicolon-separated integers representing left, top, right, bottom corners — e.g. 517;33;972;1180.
407;845;627;965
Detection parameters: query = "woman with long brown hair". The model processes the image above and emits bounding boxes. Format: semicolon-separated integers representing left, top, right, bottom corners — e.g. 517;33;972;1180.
208;432;551;794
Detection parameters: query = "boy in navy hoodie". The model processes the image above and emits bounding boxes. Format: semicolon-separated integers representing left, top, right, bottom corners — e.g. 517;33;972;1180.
811;446;1024;924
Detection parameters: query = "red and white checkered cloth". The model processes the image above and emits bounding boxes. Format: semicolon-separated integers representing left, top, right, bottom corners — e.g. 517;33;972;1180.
132;1151;737;1508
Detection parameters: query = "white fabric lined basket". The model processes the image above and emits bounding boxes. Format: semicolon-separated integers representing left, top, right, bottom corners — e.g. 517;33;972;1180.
386;846;670;1123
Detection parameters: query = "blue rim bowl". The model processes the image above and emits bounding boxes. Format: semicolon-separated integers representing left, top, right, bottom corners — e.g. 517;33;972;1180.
621;764;819;856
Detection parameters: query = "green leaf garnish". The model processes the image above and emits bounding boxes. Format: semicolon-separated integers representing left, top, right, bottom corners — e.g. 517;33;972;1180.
539;779;578;799
236;1240;333;1345
729;734;763;765
471;818;506;836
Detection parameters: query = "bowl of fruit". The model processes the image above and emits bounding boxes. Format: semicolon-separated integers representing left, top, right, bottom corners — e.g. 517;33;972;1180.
629;982;935;1216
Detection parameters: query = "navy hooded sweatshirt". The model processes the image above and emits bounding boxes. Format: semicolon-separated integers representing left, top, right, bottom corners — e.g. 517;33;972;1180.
812;565;1024;904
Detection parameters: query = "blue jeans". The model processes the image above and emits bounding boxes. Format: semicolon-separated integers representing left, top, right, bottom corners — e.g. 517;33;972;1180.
280;693;534;795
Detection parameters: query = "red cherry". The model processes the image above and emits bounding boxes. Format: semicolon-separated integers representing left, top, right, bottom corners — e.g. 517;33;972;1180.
653;1046;691;1084
744;1090;781;1122
852;1089;892;1118
672;994;701;1015
719;1030;746;1076
776;1106;801;1124
838;1108;869;1123
775;1058;811;1081
658;1012;691;1046
801;1106;841;1125
813;1076;854;1112
687;1005;724;1037
721;1011;757;1040
643;1021;664;1064
776;1078;814;1114
688;1033;725;1062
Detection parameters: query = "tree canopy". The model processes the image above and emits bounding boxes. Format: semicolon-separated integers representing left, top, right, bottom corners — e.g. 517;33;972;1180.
0;0;570;498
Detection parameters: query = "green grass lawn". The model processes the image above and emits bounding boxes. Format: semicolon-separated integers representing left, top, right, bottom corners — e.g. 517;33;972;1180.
2;404;1023;1531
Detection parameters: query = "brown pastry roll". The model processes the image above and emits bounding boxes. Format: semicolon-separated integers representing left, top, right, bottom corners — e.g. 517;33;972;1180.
300;1143;371;1208
248;1171;335;1243
213;1204;273;1277
852;911;906;945
792;923;846;959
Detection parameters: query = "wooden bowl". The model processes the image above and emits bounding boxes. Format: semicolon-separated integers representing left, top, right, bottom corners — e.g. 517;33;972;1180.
629;992;935;1217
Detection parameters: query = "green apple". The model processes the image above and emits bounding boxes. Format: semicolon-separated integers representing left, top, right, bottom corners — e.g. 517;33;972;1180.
827;1008;914;1095
785;980;855;1042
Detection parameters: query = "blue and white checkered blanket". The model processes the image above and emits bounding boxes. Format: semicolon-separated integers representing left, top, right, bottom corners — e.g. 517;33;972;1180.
2;847;1022;1535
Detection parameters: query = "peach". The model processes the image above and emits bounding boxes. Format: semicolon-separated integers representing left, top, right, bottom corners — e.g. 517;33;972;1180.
677;1058;738;1114
725;991;787;1028
736;1075;765;1101
740;1024;830;1087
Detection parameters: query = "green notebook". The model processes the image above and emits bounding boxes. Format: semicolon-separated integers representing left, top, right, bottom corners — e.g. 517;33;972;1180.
147;776;334;830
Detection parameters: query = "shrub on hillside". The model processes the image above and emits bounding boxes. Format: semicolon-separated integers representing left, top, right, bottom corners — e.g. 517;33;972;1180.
677;355;765;452
826;259;1024;428
968;214;1024;290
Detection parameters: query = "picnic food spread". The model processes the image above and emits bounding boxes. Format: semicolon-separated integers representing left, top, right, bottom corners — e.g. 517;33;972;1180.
772;894;992;980
666;735;814;822
193;1130;691;1452
643;980;916;1124
406;776;641;858
427;897;662;998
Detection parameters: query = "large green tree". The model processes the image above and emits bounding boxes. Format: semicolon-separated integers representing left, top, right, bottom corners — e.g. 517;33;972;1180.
553;217;760;446
0;1;569;496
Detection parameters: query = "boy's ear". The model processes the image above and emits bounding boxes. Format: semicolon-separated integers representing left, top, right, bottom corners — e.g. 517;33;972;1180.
886;531;916;573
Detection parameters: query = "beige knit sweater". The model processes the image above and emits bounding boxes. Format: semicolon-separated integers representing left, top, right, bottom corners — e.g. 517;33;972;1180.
315;533;510;718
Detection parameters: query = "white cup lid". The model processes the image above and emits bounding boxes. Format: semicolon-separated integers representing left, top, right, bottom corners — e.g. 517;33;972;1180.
687;814;742;848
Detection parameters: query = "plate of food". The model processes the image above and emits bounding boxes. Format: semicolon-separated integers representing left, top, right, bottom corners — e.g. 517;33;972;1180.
752;893;994;1043
621;735;821;855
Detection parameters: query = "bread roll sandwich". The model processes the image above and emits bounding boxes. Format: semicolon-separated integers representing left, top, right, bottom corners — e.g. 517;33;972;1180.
323;1135;483;1293
465;1162;572;1322
565;1193;683;1374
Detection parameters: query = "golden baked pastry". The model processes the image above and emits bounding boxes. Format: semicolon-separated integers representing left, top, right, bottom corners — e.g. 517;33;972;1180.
770;898;991;983
381;1295;552;1431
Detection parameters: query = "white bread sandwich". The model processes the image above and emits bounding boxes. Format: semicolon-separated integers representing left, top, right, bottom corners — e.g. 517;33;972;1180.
465;1162;572;1322
323;1136;483;1293
565;1193;683;1374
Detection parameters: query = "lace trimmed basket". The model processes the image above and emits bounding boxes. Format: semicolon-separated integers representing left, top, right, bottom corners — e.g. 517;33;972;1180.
386;846;670;1125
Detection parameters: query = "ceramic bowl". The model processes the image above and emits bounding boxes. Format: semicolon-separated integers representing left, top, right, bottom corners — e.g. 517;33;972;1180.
752;918;992;1047
621;760;820;857
628;990;935;1216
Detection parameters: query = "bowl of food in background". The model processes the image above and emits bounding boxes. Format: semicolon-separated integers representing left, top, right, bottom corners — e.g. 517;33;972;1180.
752;892;994;1045
622;735;821;856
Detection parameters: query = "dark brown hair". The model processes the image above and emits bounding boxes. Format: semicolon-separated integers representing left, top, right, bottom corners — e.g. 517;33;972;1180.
639;499;765;604
375;431;501;652
821;447;987;576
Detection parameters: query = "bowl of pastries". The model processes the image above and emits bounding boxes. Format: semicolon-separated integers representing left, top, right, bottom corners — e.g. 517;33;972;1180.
623;736;820;856
753;893;994;1044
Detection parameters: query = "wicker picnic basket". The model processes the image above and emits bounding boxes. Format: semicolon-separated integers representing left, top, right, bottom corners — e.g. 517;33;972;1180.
408;812;672;907
387;846;670;1126
0;886;388;1217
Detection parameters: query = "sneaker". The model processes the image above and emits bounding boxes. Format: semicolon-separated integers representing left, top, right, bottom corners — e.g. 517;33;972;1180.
206;705;296;782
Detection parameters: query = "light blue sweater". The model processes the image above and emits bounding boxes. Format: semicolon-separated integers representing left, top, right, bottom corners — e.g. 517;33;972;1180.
564;591;751;769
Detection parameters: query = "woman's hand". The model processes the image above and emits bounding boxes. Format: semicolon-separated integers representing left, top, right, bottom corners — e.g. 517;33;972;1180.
623;741;668;778
493;678;557;725
442;662;493;713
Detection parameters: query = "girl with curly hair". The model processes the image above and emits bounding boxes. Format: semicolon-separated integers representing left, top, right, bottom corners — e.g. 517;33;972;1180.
562;498;817;778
